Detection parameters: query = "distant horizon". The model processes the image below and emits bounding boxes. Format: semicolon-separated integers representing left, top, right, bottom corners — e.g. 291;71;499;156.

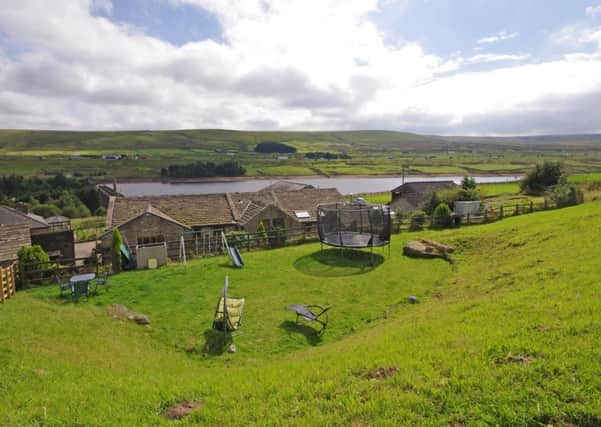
1;128;601;140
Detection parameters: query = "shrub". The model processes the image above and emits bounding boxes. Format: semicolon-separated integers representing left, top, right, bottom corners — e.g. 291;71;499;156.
256;221;268;245
461;175;477;190
422;192;441;215
433;203;453;228
94;207;107;216
17;245;51;288
409;210;426;231
111;228;124;274
550;184;584;208
521;162;565;195
32;204;61;218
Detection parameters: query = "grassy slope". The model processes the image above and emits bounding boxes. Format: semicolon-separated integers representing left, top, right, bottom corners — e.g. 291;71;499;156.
1;203;601;425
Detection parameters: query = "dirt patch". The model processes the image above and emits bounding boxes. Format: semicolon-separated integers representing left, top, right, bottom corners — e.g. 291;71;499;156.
365;367;399;380
495;354;535;365
107;304;150;325
163;400;201;420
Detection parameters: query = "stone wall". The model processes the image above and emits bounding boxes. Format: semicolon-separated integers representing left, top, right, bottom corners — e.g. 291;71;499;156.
0;223;31;264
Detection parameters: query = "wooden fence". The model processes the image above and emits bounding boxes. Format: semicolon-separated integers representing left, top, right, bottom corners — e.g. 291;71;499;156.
0;263;16;303
19;255;101;287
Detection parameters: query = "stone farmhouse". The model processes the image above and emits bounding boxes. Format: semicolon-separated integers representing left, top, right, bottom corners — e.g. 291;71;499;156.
389;181;457;212
102;187;343;258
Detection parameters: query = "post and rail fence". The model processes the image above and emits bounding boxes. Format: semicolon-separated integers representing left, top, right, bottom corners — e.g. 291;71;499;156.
0;262;17;303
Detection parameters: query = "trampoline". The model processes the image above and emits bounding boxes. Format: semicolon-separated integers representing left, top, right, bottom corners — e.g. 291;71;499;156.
317;202;391;250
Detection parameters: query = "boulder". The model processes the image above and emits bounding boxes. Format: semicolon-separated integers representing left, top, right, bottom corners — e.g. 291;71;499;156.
403;239;454;262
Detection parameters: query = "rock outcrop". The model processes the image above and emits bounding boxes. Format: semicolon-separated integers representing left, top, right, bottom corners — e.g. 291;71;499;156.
403;239;454;262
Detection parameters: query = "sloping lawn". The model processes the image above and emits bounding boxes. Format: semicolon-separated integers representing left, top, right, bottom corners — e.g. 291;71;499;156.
1;203;601;425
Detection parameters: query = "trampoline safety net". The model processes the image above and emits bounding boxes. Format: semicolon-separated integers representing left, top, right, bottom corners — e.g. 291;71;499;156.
317;202;391;248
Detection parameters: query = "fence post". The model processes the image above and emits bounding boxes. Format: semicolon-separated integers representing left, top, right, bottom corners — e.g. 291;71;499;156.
247;233;251;252
500;205;504;219
467;213;470;225
515;204;519;215
484;209;488;222
530;201;534;213
544;199;548;210
0;267;4;303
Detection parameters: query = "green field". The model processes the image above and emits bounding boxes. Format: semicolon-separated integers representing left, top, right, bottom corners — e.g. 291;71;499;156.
1;202;600;425
2;129;601;179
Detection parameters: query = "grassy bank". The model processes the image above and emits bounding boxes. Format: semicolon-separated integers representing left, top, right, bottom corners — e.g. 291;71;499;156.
1;203;601;425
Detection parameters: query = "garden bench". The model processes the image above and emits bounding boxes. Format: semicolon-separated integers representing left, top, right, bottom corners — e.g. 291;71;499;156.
287;304;331;334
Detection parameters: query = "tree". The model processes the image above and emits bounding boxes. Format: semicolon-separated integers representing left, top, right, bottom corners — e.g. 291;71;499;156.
422;191;441;215
111;228;124;274
521;162;565;195
17;245;50;288
461;175;477;190
256;221;268;245
433;203;453;228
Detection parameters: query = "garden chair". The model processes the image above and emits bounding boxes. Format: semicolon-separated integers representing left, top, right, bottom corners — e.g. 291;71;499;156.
212;276;245;340
56;272;71;297
93;273;110;293
71;280;90;301
287;304;332;334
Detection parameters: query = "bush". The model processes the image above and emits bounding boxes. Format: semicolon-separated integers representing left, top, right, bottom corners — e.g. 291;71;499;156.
422;192;441;216
94;207;107;216
409;210;426;231
550;184;584;208
433;203;453;228
461;175;477;190
111;228;124;274
17;245;51;288
521;162;565;195
32;204;61;218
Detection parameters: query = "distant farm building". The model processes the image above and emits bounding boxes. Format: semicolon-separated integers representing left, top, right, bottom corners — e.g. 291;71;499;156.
389;181;457;212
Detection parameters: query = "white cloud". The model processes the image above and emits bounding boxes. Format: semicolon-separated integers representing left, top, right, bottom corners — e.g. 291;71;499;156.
551;24;601;48
586;4;601;18
0;0;600;135
467;53;530;64
477;31;518;45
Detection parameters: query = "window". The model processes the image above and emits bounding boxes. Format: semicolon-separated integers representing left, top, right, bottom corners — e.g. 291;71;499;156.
137;235;164;245
294;210;310;219
272;218;284;228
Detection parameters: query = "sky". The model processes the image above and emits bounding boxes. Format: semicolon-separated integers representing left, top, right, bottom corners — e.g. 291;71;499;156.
1;0;601;135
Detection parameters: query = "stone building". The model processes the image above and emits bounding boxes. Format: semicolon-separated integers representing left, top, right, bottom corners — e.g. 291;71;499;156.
103;187;343;259
389;181;457;212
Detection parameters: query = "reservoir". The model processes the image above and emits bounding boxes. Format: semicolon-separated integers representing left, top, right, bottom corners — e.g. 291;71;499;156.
116;175;521;197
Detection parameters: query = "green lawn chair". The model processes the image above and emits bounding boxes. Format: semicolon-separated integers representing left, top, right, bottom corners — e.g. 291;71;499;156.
94;273;110;293
71;280;90;301
212;276;245;340
56;272;71;297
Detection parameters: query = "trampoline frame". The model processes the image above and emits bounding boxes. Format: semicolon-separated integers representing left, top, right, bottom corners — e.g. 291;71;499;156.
317;202;391;258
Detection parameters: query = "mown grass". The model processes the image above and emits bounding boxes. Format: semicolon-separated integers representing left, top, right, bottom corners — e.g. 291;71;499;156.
478;182;522;197
1;203;601;425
